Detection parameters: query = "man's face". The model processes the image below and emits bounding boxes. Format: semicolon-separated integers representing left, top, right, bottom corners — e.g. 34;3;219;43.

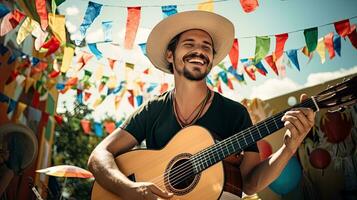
166;29;214;81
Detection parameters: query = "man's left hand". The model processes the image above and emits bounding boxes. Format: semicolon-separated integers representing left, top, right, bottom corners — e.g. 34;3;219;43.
282;94;315;154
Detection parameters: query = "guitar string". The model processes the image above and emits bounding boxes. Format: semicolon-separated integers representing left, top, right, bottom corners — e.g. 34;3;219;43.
146;99;314;189
149;99;314;188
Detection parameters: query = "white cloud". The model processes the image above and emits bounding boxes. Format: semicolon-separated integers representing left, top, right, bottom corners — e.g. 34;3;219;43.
305;66;357;87
249;78;302;100
65;6;79;16
65;21;77;33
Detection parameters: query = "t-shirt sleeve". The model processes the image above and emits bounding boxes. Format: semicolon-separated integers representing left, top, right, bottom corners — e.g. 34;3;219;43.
236;107;259;153
120;101;151;144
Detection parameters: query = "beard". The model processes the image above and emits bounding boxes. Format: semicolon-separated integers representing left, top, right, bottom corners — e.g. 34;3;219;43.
173;53;212;81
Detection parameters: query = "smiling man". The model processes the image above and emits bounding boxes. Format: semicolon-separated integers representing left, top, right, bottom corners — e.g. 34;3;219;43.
88;11;315;200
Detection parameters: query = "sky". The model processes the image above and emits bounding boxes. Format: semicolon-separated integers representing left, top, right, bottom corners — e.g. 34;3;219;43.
56;0;357;121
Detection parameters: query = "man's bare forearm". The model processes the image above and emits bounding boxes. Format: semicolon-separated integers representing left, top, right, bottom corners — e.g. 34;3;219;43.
243;144;294;195
88;149;133;196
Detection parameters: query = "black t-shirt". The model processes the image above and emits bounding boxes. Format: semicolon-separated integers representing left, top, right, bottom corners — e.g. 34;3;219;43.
121;90;258;152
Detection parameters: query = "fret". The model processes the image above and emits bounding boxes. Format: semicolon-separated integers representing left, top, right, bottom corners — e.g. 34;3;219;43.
229;138;235;154
273;117;279;129
264;121;270;133
250;128;255;141
220;145;225;157
243;134;248;145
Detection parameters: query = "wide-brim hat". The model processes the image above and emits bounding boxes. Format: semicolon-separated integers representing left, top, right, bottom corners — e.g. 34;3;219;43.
146;10;235;74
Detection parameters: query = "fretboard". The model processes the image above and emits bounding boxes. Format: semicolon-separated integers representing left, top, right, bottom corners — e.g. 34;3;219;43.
190;97;318;173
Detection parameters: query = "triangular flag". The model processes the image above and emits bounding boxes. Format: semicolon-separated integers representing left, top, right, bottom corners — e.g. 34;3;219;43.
84;92;92;101
347;24;357;50
48;13;66;44
1;9;25;36
160;83;169;94
0;4;10;18
94;122;103;137
255;61;268;76
138;43;147;57
275;56;286;77
334;19;351;38
147;83;158;93
76;51;93;71
125;62;135;70
127;89;135;107
316;38;326;64
61;45;74;72
324;32;335;59
81;119;91;134
77;1;103;45
239;0;259;13
244;65;256;81
102;21;113;42
41;36;60;56
274;33;288;61
108;58;117;70
35;0;48;30
16;17;39;44
264;55;278;75
304;27;318;52
254;36;270;64
104;121;116;134
333;35;341;56
161;5;177;18
301;46;313;63
136;95;143;107
229;38;239;70
88;43;103;59
286;49;300;71
124;7;141;49
198;0;214;12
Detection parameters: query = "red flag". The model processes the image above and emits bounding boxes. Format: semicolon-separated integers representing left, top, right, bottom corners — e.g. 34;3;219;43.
265;55;278;76
54;115;63;125
227;78;234;90
32;91;40;108
334;19;351;38
35;0;48;30
49;70;61;78
347;24;357;50
240;0;259;13
124;7;141;49
108;58;117;70
143;68;150;74
229;38;239;70
160;83;169;94
217;80;222;94
324;32;335;59
127;89;135;107
80;119;92;134
274;33;288;60
66;77;78;86
77;52;93;71
104;121;116;134
244;66;256;81
84;92;92;101
6;70;19;84
31;61;48;75
9;9;25;27
41;36;60;56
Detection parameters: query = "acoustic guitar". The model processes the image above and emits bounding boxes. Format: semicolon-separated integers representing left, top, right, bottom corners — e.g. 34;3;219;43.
91;76;357;200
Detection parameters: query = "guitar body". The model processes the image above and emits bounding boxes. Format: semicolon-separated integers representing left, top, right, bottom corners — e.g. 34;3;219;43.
91;126;225;200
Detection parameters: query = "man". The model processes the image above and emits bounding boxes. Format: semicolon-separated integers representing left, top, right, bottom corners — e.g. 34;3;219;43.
88;11;315;200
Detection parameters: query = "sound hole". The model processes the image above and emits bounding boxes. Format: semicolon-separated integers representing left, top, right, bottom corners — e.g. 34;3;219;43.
168;158;196;190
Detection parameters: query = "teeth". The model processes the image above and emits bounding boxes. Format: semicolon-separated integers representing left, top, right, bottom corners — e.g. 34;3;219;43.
188;59;204;64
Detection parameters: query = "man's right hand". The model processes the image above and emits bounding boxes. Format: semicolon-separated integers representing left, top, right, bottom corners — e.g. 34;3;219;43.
121;182;174;200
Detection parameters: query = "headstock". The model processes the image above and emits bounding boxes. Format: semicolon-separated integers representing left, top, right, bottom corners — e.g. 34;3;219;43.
313;75;357;112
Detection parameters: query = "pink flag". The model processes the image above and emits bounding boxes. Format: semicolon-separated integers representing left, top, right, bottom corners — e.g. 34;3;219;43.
239;0;259;13
229;38;239;69
77;52;93;71
35;0;48;30
0;9;25;36
108;58;117;70
274;33;288;60
324;32;335;59
124;7;141;49
334;19;351;38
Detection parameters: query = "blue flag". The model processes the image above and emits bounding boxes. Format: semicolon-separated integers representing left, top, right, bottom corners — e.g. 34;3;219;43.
88;43;103;59
286;49;300;71
333;35;341;57
102;21;113;42
0;4;10;18
94;122;103;137
161;5;177;18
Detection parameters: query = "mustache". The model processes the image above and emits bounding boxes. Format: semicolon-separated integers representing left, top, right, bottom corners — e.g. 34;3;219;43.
182;52;210;64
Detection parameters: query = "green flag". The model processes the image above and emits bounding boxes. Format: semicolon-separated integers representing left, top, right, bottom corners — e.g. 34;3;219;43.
254;36;270;64
304;27;318;52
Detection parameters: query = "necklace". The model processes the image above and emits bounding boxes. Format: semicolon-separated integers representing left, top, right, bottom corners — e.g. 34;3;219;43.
173;88;211;128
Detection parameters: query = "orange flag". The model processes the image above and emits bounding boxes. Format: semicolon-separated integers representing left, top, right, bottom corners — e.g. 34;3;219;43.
127;89;135;107
240;0;259;13
265;55;278;76
324;32;335;59
229;38;239;70
124;7;141;49
35;0;48;30
108;58;117;70
160;83;169;94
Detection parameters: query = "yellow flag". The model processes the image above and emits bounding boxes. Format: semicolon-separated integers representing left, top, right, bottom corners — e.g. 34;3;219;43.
48;13;66;44
61;46;74;73
12;102;27;123
25;77;35;93
16;17;40;44
107;75;117;89
95;65;104;81
198;0;214;12
316;38;326;64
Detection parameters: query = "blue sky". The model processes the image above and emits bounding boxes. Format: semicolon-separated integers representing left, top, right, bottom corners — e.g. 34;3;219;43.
57;0;357;120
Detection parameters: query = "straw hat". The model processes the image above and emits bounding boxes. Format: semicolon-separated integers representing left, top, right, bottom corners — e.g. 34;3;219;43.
147;10;235;74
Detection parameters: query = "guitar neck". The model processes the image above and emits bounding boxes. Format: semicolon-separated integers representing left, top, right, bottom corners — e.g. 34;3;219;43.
191;97;318;173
